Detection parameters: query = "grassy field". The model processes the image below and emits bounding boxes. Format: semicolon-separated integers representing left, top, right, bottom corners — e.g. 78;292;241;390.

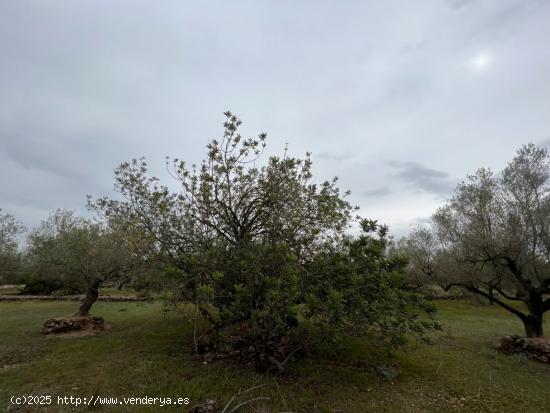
1;299;549;412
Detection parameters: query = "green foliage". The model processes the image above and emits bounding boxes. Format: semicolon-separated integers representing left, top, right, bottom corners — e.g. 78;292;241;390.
20;279;82;296
26;210;111;290
24;209;151;313
181;241;304;369
306;219;439;348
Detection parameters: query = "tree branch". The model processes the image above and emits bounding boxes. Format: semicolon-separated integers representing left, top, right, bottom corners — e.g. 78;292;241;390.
444;282;527;320
492;286;523;301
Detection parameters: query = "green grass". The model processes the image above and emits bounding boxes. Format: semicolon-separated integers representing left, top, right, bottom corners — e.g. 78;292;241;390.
1;300;549;412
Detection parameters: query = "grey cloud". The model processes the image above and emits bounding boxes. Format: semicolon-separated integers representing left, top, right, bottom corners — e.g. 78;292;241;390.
363;187;393;198
412;216;432;226
315;152;351;162
447;0;474;10
387;161;456;197
5;134;84;181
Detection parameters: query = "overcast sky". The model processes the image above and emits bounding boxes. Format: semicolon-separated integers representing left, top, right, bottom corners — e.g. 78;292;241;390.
1;0;550;237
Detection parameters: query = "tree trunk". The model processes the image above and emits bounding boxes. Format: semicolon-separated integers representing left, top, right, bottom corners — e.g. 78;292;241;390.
523;315;544;337
77;282;100;316
523;292;544;337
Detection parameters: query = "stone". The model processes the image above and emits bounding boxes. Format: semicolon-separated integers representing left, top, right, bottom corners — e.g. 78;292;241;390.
500;335;550;364
42;316;105;335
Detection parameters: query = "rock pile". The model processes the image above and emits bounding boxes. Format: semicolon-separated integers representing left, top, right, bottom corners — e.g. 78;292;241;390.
191;399;217;413
42;316;105;335
500;335;550;364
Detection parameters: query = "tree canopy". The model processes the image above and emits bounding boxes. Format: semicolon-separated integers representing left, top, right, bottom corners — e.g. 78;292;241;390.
26;209;146;315
405;144;550;337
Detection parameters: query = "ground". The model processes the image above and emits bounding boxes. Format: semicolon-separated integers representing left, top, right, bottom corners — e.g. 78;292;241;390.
1;299;549;412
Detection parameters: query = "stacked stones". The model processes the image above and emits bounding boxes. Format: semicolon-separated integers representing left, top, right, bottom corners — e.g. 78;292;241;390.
500;335;550;364
42;316;105;334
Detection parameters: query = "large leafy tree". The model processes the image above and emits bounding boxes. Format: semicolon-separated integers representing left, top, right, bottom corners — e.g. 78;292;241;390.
0;209;25;284
406;144;550;337
26;209;145;315
91;112;437;368
91;112;355;363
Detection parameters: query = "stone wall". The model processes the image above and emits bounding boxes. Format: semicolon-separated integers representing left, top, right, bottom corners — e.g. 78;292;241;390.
500;335;550;364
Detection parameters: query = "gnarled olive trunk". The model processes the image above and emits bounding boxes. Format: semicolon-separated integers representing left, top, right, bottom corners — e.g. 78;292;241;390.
523;292;544;337
461;284;546;338
77;282;101;316
523;315;544;338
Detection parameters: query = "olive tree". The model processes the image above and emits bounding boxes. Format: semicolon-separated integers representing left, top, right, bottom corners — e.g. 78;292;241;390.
0;209;25;284
406;144;550;337
26;209;144;315
399;226;441;284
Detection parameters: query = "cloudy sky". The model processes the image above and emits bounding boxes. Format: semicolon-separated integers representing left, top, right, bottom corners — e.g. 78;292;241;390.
1;0;550;237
